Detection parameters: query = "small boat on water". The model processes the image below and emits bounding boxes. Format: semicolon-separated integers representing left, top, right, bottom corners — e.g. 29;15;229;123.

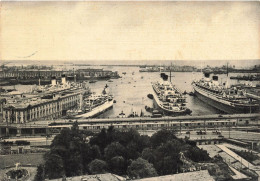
145;105;154;113
147;94;153;99
89;80;97;83
118;111;126;118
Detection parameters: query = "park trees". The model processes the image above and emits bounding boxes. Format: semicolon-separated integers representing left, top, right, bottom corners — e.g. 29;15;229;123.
127;158;158;179
88;159;108;174
37;126;212;180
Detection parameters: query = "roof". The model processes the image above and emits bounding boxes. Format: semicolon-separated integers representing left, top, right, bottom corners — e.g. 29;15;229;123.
48;173;125;181
137;170;215;181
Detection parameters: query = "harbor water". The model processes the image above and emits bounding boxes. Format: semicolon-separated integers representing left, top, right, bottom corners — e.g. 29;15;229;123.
3;66;258;118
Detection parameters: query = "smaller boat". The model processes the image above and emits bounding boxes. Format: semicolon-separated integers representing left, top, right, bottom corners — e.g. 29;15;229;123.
145;105;154;113
89;80;97;83
188;92;195;96
119;111;126;118
147;94;153;99
151;110;162;118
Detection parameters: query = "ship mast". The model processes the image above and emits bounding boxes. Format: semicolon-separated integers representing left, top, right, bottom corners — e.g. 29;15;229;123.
225;62;229;89
170;62;172;83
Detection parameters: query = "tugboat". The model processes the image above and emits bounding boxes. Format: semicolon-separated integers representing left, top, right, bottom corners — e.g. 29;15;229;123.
151;73;192;116
192;72;259;113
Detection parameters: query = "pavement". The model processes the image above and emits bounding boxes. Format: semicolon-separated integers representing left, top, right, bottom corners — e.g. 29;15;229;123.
217;144;260;179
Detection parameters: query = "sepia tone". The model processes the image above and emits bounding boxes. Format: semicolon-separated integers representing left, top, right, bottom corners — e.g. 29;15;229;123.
0;1;259;181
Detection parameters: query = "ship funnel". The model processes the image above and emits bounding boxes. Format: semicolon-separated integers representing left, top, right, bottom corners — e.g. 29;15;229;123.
61;74;66;84
204;72;211;82
212;75;219;86
51;76;57;86
160;73;168;81
212;75;218;81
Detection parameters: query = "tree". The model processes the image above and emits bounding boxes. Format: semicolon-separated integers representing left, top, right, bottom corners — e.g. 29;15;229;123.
127;158;157;179
44;153;65;179
141;148;156;164
88;159;108;174
104;142;127;160
126;141;140;160
34;164;45;181
109;156;126;175
90;128;109;153
186;147;210;162
153;140;182;175
150;129;177;148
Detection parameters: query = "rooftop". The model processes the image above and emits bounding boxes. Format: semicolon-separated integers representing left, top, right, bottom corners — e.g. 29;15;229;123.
48;173;125;181
137;170;214;181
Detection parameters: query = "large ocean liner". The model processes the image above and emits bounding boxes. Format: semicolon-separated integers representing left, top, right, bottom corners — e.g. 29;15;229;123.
152;73;192;116
192;73;259;114
68;86;113;118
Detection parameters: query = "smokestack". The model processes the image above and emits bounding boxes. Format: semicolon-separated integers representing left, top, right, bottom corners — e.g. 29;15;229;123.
51;76;57;86
61;74;66;84
160;73;168;81
203;72;211;82
212;75;219;86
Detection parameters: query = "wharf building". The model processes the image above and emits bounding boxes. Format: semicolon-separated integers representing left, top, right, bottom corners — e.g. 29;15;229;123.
0;68;119;82
0;76;89;123
72;69;120;79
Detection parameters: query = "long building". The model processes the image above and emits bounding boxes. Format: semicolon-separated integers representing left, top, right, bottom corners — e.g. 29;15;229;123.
0;77;89;123
0;68;119;81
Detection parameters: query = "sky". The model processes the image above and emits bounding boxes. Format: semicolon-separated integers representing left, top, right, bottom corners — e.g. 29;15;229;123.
0;1;259;64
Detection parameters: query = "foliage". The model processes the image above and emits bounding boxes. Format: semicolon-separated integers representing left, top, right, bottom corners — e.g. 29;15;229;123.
34;164;45;181
104;142;126;160
88;159;108;174
150;129;177;148
185;147;211;162
38;126;212;179
109;156;126;175
231;149;259;162
127;157;158;179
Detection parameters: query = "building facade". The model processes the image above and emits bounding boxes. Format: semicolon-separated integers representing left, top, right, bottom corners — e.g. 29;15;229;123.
1;82;88;123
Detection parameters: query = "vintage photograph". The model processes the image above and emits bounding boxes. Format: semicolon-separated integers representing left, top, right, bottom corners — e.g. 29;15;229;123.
0;1;259;180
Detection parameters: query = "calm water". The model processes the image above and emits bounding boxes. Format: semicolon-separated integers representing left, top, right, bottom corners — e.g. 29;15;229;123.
3;66;258;118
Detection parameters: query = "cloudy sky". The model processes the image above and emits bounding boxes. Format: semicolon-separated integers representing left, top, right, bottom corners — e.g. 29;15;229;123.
1;1;259;63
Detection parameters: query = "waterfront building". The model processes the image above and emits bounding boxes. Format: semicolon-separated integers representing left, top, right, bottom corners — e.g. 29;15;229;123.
0;68;119;81
1;78;89;123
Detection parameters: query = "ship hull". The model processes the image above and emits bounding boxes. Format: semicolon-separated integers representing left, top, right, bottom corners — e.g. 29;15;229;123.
193;84;259;114
152;98;191;116
75;100;113;118
152;84;191;116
